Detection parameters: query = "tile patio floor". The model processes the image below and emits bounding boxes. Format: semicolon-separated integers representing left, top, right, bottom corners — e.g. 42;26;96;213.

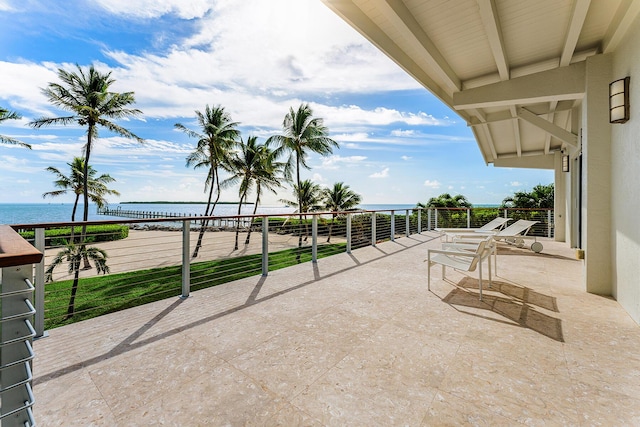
33;231;640;426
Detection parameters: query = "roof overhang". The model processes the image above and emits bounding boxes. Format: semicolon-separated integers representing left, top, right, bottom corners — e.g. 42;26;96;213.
322;0;640;167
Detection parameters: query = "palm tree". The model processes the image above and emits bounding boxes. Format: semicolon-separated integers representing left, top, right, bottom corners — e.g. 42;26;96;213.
0;106;31;148
29;64;143;229
267;103;338;249
245;143;282;245
418;193;472;208
176;105;240;257
43;157;120;222
501;184;554;209
280;179;323;245
223;136;282;250
323;182;362;243
45;241;109;319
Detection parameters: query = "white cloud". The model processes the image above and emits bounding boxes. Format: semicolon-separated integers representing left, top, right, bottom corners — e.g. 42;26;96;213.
93;0;213;19
312;173;326;183
320;154;367;170
424;180;441;189
391;129;415;137
369;167;389;179
510;181;523;187
401;155;412;161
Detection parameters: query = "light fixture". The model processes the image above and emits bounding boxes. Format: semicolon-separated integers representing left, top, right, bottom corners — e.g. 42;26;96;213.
609;76;630;124
562;155;570;172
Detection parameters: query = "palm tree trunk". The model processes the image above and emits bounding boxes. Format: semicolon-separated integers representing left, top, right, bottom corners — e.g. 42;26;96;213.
296;156;302;261
66;267;80;319
192;170;216;258
327;215;336;243
81;127;92;269
234;193;245;251
245;195;260;245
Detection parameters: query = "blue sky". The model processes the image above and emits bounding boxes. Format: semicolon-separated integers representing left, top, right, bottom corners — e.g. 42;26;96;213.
0;0;552;206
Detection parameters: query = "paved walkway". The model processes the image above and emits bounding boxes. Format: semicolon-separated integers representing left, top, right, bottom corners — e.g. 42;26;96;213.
33;232;640;425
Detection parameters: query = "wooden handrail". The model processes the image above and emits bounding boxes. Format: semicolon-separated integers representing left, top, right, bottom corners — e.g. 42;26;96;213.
0;225;43;268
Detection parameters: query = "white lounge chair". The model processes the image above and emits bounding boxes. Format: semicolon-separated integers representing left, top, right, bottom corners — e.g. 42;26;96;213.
437;217;511;242
426;237;493;300
452;219;543;253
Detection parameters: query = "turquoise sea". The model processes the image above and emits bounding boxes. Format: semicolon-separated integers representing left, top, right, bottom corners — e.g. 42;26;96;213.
0;203;417;226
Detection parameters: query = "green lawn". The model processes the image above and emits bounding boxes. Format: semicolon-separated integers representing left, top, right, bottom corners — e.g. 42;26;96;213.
43;243;346;330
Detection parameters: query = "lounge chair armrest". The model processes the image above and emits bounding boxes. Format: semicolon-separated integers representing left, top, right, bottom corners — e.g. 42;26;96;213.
426;248;480;258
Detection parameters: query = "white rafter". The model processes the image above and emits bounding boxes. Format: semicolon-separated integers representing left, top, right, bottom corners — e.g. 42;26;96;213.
603;0;640;53
371;0;461;92
560;0;591;66
517;107;578;147
477;0;509;80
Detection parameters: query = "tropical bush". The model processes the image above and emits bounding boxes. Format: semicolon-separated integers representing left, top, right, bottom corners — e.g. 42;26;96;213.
19;224;129;246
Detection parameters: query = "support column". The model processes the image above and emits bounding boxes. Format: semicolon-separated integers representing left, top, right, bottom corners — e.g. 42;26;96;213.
582;54;612;295
554;151;567;242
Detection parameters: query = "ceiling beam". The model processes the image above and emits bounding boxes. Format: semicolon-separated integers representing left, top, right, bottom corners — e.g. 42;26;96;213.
510;106;522;157
560;0;591;66
321;0;455;107
453;61;585;110
603;0;640;53
374;0;461;91
467;102;575;125
477;0;509;80
517;107;578;147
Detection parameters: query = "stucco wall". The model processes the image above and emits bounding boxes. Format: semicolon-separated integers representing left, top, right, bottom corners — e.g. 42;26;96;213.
611;15;640;323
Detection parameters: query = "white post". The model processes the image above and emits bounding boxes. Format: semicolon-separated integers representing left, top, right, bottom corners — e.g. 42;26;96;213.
435;209;439;229
467;208;471;228
406;210;410;237
390;210;395;242
548;210;552;238
312;215;318;263
262;217;269;276
346;214;352;253
34;228;45;337
418;209;422;233
428;209;432;231
181;220;190;298
372;212;377;247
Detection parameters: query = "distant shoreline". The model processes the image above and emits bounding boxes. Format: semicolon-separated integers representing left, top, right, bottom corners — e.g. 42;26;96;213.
120;201;255;205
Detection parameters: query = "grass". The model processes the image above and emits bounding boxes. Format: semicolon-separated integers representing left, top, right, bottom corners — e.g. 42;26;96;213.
43;242;346;330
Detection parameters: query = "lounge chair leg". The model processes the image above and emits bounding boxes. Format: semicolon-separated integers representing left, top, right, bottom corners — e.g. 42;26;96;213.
478;262;483;300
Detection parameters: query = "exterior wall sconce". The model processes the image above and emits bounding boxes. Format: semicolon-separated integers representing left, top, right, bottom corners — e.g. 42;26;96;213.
562;155;570;172
609;77;630;124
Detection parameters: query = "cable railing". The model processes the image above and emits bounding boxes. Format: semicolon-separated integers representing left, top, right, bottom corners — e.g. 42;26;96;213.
425;207;554;238
9;206;553;335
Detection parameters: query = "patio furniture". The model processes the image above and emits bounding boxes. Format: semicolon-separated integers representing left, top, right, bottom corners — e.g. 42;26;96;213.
436;216;511;234
450;219;543;253
426;237;493;300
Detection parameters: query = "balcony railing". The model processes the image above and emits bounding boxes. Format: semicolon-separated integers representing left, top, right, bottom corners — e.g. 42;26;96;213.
9;207;553;336
0;225;43;427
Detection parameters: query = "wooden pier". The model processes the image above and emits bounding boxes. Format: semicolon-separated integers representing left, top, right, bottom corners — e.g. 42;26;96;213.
96;207;251;228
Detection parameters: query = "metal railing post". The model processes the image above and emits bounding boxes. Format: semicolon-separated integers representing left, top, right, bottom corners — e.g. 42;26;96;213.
181;220;190;298
346;214;352;254
312;215;318;263
372;212;377;247
418;209;422;233
34;228;45;337
406;210;410;237
262;217;269;276
435;209;439;229
467;208;471;228
548;210;552;237
390;210;395;242
504;208;508;219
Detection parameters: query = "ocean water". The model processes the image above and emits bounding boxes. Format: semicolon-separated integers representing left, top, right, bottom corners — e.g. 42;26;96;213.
0;203;417;226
